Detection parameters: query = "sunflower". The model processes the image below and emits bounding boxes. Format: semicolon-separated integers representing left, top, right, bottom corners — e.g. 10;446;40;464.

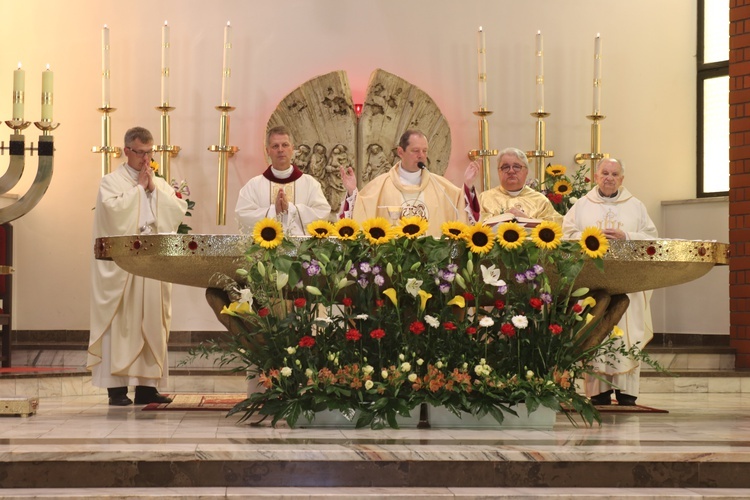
531;221;563;250
463;224;495;254
333;218;360;240
307;220;335;238
546;164;566;177
362;217;394;245
398;216;428;239
252;218;284;249
553;179;573;195
579;227;609;258
496;221;526;250
441;221;468;240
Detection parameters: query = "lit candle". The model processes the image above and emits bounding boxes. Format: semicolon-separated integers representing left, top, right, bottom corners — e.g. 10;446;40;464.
536;30;544;112
221;21;231;105
41;64;53;122
593;33;602;115
161;20;170;106
12;62;24;121
102;24;111;108
477;26;487;110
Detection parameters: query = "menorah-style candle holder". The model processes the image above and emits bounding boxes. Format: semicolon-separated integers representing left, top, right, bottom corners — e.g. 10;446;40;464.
574;114;609;186
0;119;57;224
91;106;122;177
468;109;498;193
526;111;554;184
208;105;239;225
153;105;181;182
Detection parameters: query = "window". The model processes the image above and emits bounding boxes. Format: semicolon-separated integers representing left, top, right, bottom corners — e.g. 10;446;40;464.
698;0;729;196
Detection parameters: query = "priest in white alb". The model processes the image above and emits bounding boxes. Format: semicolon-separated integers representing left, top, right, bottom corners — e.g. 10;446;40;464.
88;127;188;406
563;157;658;406
235;125;331;235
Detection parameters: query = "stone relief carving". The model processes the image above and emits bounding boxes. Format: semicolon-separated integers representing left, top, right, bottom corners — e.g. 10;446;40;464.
267;69;451;215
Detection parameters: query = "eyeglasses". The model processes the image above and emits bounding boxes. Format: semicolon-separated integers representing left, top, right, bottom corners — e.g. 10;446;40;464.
126;146;154;158
499;163;525;173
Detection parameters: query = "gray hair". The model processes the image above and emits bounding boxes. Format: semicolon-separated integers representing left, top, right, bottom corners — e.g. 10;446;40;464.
596;157;625;174
266;125;293;147
124;126;153;146
496;147;529;169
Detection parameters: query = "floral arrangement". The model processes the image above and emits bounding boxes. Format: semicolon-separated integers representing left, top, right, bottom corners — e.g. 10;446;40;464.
190;216;659;429
150;159;195;234
531;164;591;215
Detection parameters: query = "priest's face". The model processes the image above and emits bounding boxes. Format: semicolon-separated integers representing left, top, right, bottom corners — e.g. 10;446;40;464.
498;154;528;191
266;133;294;170
595;159;624;196
124;138;154;171
397;134;428;173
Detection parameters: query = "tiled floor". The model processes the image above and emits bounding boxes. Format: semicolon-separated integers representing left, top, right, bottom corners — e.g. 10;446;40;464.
2;392;750;498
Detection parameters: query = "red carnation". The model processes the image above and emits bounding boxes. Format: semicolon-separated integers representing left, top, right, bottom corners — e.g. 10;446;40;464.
548;324;563;335
342;297;353;307
501;323;516;337
258;307;270;317
443;322;457;331
549;193;563;204
572;303;583;314
463;292;475;301
494;300;505;310
375;299;385;308
370;328;385;339
299;335;316;348
529;297;543;310
346;328;362;341
466;326;477;336
409;321;426;335
294;298;307;308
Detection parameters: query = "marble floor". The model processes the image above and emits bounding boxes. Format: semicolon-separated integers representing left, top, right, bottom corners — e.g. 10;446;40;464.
2;392;750;499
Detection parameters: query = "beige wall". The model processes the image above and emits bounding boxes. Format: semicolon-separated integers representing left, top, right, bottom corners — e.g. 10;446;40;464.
0;0;699;331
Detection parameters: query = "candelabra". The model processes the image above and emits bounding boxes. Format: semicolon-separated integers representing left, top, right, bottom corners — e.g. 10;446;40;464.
0;118;58;224
208;105;239;225
153;106;180;181
525;111;554;184
574;114;609;186
91;106;121;176
468;109;498;192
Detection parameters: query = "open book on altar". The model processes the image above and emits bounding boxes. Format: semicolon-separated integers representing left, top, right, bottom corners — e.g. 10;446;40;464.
482;212;542;228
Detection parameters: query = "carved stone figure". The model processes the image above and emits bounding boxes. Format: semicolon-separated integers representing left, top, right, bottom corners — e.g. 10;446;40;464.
364;143;391;183
323;144;349;211
309;143;328;178
291;144;311;172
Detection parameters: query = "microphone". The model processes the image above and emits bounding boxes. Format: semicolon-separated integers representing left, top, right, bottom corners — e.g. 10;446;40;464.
417;161;426;170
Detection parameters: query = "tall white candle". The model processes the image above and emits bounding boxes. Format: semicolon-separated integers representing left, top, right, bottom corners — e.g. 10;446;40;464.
536;30;544;112
102;25;110;108
41;64;53;121
593;33;602;115
221;21;231;105
477;26;487;110
12;62;24;121
161;21;170;106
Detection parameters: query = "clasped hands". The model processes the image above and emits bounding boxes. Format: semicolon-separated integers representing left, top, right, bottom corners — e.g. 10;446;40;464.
138;167;155;194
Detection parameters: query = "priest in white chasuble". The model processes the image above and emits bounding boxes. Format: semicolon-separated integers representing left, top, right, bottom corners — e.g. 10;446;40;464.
563;158;658;406
88;127;188;406
235;125;331;235
339;129;478;237
473;147;563;225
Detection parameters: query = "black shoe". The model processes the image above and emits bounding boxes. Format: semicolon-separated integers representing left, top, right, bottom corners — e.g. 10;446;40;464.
134;386;173;405
590;390;613;406
616;392;637;406
108;394;133;406
107;386;133;406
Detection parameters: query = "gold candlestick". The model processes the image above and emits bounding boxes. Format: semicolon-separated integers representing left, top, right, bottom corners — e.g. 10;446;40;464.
208;105;239;225
91;106;122;176
153;105;180;182
33;120;60;137
468;109;498;192
574;113;609;186
526;111;554;183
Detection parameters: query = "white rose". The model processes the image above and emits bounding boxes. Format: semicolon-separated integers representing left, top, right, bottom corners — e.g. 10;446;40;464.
286;347;296;355
408;373;418;382
400;362;412;372
381;370;389;379
365;380;374;390
281;367;292;377
416;358;424;366
526;370;534;380
363;365;374;375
